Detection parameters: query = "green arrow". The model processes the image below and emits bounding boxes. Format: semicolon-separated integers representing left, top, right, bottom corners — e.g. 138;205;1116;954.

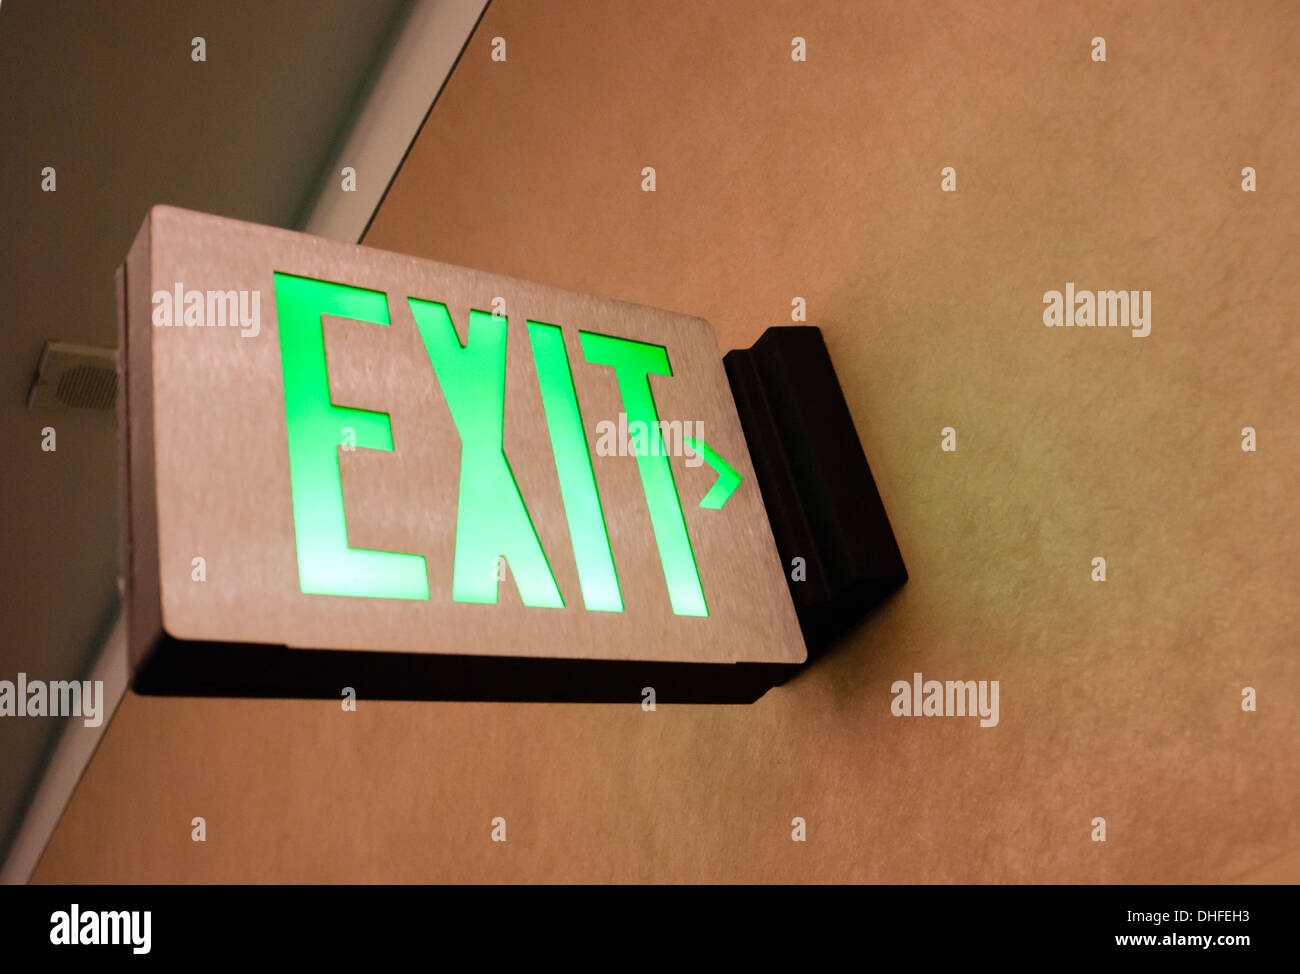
685;438;742;509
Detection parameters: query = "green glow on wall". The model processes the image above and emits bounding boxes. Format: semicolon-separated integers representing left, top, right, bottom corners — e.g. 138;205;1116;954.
527;321;624;612
409;299;564;608
272;272;429;600
579;331;708;618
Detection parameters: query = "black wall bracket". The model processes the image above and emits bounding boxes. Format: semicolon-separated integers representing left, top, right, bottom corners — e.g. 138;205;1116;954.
725;326;907;654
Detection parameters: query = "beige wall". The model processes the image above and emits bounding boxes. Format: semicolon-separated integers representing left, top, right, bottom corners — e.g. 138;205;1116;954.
36;0;1299;882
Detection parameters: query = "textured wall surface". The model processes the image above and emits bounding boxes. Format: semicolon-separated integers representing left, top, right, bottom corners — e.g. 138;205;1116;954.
36;0;1298;882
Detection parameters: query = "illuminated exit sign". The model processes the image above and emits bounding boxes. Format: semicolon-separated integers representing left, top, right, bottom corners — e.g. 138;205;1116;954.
119;207;805;699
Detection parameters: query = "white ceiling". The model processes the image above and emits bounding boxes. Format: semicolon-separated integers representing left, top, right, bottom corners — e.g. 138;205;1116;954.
0;0;411;864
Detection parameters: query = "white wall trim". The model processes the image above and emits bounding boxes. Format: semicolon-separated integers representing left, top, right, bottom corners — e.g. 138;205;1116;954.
0;614;128;885
302;0;490;242
0;0;487;885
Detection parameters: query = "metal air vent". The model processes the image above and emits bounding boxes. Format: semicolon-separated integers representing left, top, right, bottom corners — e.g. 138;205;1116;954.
26;341;118;411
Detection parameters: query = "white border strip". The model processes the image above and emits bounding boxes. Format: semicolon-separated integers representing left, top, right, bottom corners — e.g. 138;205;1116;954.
0;0;488;885
303;0;490;243
0;614;128;885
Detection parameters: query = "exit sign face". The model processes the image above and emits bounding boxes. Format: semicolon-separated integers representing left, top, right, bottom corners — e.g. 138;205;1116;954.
120;207;805;672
